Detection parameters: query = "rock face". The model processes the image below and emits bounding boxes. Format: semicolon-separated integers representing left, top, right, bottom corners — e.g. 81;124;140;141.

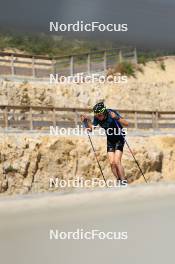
0;135;174;195
1;57;175;111
1;80;175;111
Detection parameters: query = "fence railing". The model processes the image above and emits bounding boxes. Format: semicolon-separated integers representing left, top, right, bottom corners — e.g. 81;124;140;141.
0;47;137;80
0;105;174;131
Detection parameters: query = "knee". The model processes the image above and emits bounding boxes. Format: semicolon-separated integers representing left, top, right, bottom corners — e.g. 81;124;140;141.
109;160;116;167
114;159;121;167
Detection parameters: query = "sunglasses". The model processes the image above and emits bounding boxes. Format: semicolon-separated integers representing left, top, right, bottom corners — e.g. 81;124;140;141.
94;108;106;115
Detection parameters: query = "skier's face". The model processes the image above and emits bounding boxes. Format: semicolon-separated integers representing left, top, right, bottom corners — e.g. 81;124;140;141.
95;113;105;121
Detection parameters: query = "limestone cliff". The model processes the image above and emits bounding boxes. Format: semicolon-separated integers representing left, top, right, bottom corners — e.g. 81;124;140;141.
0;135;174;195
1;57;175;111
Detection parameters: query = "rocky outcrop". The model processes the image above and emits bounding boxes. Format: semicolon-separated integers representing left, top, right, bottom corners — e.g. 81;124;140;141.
1;57;175;111
0;80;175;111
0;135;174;195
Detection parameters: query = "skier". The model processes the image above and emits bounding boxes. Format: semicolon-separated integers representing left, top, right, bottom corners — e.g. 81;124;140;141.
81;102;129;181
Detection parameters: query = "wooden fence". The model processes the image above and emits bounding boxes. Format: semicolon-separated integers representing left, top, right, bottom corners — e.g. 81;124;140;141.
0;105;175;131
0;47;137;80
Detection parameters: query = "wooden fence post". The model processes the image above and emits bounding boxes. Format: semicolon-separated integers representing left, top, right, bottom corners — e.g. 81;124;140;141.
32;56;35;78
134;48;137;64
70;56;74;76
11;55;15;76
134;111;138;129
52;108;56;127
52;59;55;74
87;54;91;74
119;50;123;63
155;110;159;129
152;112;155;129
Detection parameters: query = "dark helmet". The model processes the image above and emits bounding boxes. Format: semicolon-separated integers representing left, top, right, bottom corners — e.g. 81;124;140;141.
93;102;107;114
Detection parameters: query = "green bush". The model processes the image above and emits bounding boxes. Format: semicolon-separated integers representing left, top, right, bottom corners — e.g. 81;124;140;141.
5;165;17;173
160;61;166;71
138;55;147;65
115;62;136;77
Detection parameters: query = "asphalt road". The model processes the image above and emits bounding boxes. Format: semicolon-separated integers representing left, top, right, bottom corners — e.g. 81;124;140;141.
0;183;175;264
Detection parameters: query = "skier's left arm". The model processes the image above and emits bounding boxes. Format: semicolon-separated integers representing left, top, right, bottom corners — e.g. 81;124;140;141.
110;111;129;127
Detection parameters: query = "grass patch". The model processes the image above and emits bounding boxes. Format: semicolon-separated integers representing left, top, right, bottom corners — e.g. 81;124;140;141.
138;50;175;65
108;62;136;77
138;55;147;65
5;165;17;173
0;32;118;57
160;61;166;71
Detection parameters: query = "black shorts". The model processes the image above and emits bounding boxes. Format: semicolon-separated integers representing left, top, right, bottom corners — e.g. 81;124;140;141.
107;139;125;152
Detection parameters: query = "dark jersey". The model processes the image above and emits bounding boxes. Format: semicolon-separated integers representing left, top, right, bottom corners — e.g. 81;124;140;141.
93;109;124;143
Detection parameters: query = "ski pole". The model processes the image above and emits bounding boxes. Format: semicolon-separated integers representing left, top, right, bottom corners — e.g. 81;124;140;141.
114;119;148;184
82;120;107;186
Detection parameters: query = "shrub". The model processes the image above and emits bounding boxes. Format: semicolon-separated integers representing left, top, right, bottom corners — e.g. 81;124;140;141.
5;165;17;173
138;55;147;65
160;61;166;71
114;62;136;77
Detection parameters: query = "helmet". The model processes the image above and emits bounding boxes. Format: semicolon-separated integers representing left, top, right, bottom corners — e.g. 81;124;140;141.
93;102;107;114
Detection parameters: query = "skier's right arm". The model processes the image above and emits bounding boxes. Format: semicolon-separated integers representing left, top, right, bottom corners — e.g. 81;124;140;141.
81;115;93;131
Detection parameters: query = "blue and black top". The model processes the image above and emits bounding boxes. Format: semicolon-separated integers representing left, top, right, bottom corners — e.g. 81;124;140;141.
93;109;124;143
